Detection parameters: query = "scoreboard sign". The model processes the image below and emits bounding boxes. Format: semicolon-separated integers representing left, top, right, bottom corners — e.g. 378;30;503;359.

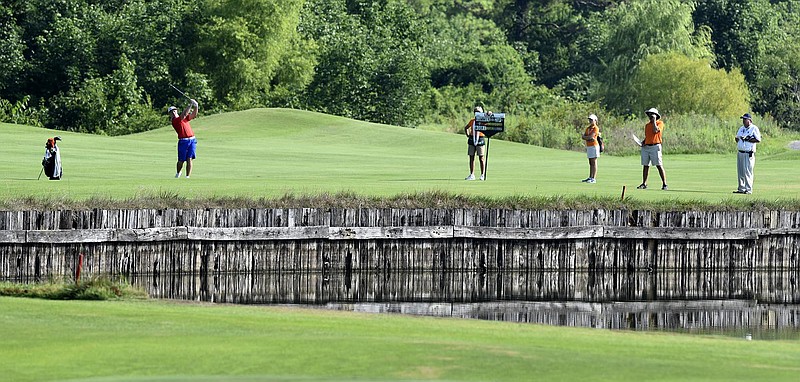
474;112;505;137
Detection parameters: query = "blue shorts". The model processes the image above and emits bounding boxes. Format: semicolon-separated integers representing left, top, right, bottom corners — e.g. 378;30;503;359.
177;138;197;161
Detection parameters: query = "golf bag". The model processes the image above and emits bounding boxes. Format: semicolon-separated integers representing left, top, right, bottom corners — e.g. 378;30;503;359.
42;136;62;180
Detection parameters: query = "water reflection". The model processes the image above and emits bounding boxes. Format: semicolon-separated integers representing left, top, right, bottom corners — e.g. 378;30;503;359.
133;270;800;304
323;301;800;340
127;269;800;337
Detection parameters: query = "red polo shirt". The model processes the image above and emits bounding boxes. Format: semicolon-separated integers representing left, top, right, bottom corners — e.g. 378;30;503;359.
172;115;195;139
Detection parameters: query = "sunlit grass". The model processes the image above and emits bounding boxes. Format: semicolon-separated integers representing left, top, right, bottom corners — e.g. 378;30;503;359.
1;297;799;382
1;108;799;206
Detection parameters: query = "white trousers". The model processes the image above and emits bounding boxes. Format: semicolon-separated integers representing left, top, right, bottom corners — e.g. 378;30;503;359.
737;151;755;192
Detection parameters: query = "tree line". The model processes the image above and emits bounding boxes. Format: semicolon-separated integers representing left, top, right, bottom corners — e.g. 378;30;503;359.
1;0;798;147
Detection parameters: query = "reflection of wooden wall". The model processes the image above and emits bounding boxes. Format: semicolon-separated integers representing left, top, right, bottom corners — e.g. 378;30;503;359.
325;300;800;334
1;208;799;285
125;268;799;305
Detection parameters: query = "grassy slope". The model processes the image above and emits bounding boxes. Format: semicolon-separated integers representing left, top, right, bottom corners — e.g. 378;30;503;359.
1;297;798;382
2;113;800;381
2;108;799;202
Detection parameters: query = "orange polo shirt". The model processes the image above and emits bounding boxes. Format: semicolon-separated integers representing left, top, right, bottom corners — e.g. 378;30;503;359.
644;120;664;145
465;118;486;138
585;124;598;147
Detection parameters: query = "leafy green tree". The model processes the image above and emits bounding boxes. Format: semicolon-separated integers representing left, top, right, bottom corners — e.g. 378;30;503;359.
264;33;318;108
300;0;375;119
421;5;535;120
753;37;800;128
48;54;158;135
630;52;749;118
0;3;26;96
693;0;757;71
594;0;712;112
495;0;594;87
0;96;44;126
0;0;195;133
103;0;197;109
22;1;99;100
695;0;800;129
300;0;430;126
189;0;308;109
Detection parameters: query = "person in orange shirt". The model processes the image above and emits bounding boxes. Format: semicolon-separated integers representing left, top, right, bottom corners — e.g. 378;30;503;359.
464;106;487;181
637;108;668;190
580;114;600;183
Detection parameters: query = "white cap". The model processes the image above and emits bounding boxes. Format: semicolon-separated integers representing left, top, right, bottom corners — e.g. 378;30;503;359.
167;106;178;114
645;107;661;120
588;114;598;121
474;106;483;113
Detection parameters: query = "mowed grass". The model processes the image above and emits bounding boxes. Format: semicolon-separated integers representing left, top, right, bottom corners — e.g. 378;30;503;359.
3;112;800;382
1;297;798;382
2;108;799;203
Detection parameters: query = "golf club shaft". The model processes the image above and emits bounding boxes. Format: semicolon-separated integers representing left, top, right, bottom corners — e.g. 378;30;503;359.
169;83;191;100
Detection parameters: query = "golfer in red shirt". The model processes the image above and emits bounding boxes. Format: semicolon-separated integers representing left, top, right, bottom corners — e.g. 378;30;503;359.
168;99;199;178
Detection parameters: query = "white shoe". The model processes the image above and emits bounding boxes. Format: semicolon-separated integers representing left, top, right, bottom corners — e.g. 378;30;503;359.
175;173;181;178
185;176;190;179
465;174;475;181
479;174;485;181
587;178;596;184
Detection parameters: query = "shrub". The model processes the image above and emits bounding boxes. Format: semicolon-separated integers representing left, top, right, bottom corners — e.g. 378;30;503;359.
0;95;44;127
630;52;750;119
0;277;148;300
46;55;159;135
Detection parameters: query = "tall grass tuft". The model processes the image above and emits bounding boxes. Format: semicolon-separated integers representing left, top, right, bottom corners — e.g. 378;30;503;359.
0;277;148;300
2;191;800;211
506;108;790;156
422;98;795;157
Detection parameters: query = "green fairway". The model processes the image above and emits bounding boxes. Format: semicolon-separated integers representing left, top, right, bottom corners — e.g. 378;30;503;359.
2;108;799;202
0;297;797;382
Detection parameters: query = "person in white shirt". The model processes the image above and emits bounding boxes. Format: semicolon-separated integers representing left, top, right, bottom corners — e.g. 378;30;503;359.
734;113;762;194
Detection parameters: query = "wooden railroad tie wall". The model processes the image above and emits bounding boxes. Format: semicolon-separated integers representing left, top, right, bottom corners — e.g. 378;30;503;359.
1;208;799;282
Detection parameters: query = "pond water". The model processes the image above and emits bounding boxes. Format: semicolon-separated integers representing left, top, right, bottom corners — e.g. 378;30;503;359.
127;269;800;340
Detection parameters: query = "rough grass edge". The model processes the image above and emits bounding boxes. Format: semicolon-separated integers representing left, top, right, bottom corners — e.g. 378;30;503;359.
0;277;148;300
2;190;800;212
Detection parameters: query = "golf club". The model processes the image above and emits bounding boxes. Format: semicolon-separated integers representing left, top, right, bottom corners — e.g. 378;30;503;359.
37;166;44;180
169;83;191;100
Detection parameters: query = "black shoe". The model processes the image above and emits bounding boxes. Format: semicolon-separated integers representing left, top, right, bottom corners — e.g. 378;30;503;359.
733;190;746;194
637;184;647;189
661;184;668;190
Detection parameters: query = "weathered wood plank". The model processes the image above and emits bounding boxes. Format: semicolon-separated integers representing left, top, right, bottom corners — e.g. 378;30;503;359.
188;226;328;241
604;227;758;240
760;228;800;236
3;225;796;243
0;231;26;243
116;227;189;242
328;226;454;240
454;225;604;240
26;229;116;243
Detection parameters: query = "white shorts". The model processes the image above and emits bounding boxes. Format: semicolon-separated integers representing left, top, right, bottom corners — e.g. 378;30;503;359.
641;144;663;166
586;145;600;159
